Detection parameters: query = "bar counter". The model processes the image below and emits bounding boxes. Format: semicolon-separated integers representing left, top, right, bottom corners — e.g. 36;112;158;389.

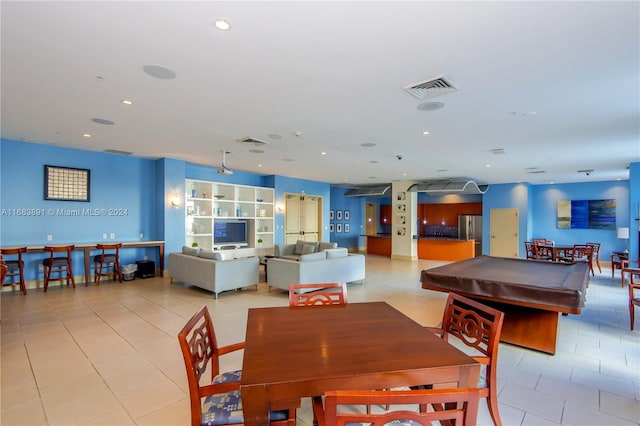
365;235;475;261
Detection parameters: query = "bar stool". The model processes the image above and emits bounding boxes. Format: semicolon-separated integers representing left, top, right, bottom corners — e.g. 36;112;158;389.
43;245;75;292
93;243;122;285
0;247;27;295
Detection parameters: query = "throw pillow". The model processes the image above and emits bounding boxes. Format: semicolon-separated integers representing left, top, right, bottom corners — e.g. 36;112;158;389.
200;249;223;260
294;239;307;255
301;243;317;255
182;246;199;256
318;242;338;252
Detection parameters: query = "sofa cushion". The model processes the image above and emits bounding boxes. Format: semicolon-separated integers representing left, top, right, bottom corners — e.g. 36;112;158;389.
200;249;223;260
182;246;200;256
299;251;327;262
301;243;318;255
318;242;338;252
294;240;307;255
325;248;349;259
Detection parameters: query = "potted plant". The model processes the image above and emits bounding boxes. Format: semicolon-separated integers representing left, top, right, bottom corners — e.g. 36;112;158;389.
191;242;198;248
257;239;263;247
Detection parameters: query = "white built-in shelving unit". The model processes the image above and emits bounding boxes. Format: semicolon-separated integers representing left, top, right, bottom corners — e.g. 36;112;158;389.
185;179;274;250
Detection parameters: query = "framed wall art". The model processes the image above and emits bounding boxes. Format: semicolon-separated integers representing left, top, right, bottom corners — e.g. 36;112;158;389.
336;210;343;220
44;165;90;202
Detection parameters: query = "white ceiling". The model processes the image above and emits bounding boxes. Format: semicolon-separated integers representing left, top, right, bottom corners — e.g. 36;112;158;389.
1;1;638;186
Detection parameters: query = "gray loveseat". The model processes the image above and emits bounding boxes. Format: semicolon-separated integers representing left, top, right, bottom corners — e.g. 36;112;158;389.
169;246;259;298
267;247;365;292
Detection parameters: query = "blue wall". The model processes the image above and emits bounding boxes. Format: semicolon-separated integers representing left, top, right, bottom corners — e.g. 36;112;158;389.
0;139;161;279
531;181;630;256
2;138;638;282
331;187;364;249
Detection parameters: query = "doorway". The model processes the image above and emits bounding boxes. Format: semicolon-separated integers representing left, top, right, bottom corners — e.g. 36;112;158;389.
489;208;519;258
284;193;322;244
365;202;377;235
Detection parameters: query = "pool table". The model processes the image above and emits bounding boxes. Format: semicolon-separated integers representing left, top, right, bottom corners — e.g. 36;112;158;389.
421;256;590;354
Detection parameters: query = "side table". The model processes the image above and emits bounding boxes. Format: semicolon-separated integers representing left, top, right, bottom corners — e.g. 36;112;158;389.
260;255;276;282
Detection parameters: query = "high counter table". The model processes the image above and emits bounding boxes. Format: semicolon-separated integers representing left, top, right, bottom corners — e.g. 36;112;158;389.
421;256;589;354
15;241;165;284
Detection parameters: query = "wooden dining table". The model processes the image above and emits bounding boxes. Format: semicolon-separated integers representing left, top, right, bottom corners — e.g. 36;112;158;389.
240;301;480;426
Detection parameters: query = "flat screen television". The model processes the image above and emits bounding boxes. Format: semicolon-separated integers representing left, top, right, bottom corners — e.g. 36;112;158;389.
214;220;248;248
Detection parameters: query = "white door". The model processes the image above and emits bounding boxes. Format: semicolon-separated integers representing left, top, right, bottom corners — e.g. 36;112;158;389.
284;194;320;243
301;196;319;242
489;208;519;258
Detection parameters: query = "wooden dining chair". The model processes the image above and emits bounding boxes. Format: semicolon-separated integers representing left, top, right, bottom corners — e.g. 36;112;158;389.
586;242;602;273
0;247;27;295
288;283;347;306
532;243;553;261
43;245;75;292
524;242;536;259
93;243;122;285
629;273;640;331
415;292;505;426
312;388;481;426
622;259;640;288
177;305;296;426
570;244;594;276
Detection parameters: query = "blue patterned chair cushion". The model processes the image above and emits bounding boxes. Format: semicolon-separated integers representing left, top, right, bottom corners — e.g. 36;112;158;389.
212;369;242;384
346;421;423;426
201;390;290;425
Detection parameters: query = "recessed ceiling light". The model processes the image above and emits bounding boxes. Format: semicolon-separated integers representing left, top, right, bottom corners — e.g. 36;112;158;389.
142;64;176;80
422;131;430;135
83;133;91;138
214;19;231;31
321;152;327;156
417;102;445;112
485;164;491;168
121;99;133;105
258;164;263;168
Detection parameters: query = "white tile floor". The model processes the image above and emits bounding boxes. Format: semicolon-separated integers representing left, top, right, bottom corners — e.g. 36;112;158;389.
1;255;639;425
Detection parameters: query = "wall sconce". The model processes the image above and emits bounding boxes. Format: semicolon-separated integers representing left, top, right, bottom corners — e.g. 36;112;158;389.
276;203;284;212
170;194;181;208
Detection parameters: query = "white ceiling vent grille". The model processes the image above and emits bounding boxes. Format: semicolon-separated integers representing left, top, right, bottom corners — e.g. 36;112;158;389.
403;75;458;100
236;137;268;146
103;149;132;156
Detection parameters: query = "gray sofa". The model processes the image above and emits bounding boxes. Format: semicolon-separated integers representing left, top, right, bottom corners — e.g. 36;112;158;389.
267;247;365;292
169;247;259;298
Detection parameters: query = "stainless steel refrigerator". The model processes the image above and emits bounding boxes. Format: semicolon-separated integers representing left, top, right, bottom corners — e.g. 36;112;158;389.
458;215;483;256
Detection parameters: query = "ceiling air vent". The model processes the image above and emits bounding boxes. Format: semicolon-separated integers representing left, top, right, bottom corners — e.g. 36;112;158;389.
344;185;391;197
236;137;268;146
403;75;458;100
103;149;132;156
